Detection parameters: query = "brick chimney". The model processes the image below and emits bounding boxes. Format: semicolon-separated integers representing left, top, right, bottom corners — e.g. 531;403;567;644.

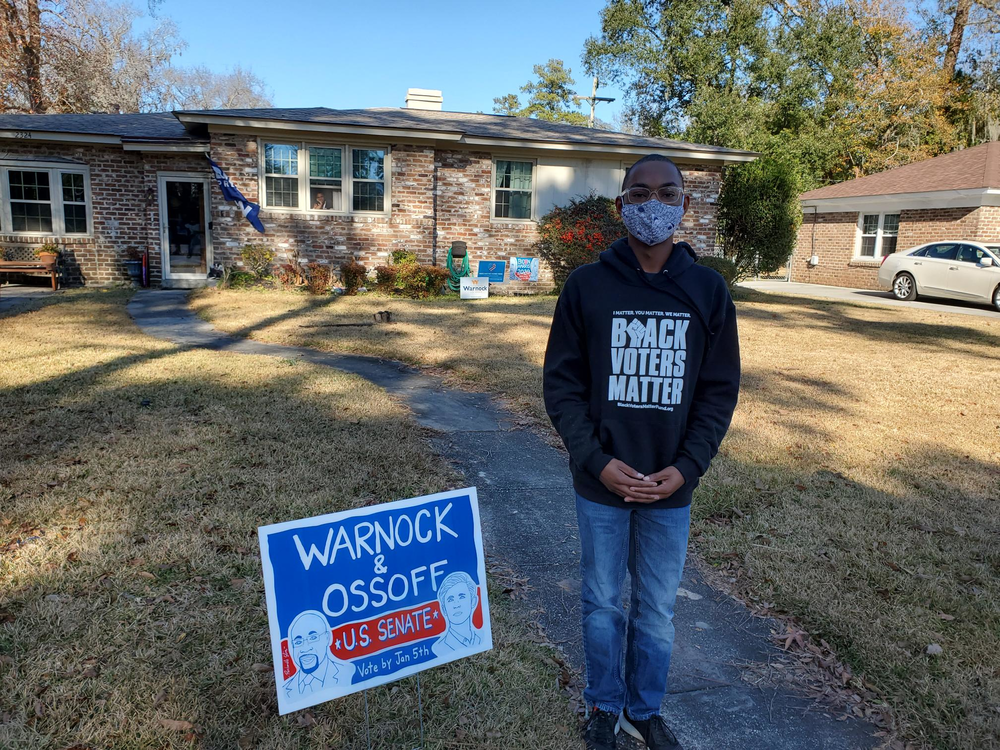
405;89;443;110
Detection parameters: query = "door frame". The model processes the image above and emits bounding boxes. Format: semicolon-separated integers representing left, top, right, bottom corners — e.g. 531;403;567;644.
158;172;212;282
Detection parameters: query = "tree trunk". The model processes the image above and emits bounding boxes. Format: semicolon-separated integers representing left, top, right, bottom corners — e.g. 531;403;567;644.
24;0;44;112
944;0;972;81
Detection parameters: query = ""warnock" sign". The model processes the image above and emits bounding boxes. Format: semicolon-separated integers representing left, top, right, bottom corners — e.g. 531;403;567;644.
258;487;492;714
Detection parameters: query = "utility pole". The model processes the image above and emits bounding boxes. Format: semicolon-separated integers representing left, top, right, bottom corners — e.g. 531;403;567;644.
575;76;615;128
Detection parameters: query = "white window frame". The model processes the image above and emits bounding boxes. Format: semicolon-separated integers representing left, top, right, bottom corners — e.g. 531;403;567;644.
491;157;537;223
350;147;388;214
262;142;301;209
855;211;900;259
258;139;391;217
306;143;346;213
0;160;93;238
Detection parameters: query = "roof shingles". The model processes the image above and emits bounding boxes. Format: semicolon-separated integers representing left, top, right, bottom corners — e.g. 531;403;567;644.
801;141;1000;201
0;106;756;157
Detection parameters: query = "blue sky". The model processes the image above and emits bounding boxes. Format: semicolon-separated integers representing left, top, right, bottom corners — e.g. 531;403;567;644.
148;0;626;121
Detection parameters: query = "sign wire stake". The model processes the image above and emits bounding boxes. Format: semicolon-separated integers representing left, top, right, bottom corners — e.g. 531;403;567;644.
363;689;372;750
417;673;425;749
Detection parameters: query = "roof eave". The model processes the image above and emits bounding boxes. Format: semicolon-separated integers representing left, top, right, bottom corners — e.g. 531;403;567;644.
0;129;122;145
174;112;466;142
120;139;209;153
801;187;1000;211
173;112;758;162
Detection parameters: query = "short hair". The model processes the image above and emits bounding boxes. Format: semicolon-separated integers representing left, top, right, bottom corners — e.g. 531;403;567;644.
437;571;477;604
622;154;684;190
288;609;331;639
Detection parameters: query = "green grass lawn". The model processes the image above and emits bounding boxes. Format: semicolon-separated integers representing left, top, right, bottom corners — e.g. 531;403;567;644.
0;290;579;750
192;286;1000;750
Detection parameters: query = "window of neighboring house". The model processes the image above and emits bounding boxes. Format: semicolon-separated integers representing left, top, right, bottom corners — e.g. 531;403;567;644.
1;164;90;235
857;212;900;258
493;160;534;220
264;143;299;208
261;141;389;214
352;149;385;212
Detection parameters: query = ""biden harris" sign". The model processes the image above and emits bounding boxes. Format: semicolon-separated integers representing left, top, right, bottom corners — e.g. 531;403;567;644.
258;487;493;714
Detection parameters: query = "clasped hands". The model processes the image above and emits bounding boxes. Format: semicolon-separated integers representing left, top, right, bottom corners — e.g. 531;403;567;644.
599;459;685;504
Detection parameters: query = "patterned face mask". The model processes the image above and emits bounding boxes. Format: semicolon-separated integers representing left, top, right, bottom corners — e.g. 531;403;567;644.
620;201;685;246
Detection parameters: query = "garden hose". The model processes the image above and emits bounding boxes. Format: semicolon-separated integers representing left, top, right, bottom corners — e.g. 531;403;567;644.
446;245;471;292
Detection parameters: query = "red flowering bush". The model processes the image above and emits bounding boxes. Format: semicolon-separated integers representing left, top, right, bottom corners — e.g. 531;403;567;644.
536;194;624;291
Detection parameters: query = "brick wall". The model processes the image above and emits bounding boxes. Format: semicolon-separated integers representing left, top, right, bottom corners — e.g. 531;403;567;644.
974;205;1000;242
895;206;979;249
0;141;208;287
0;142;146;286
2;134;726;293
676;165;722;255
792;204;998;290
789;211;879;288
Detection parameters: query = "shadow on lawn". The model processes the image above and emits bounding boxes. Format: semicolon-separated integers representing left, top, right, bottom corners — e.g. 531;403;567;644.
733;287;1000;357
695;443;1000;750
0;292;573;750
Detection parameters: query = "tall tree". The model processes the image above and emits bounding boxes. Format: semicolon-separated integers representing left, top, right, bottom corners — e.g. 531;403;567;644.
0;0;272;114
493;59;589;125
584;0;957;185
168;65;273;110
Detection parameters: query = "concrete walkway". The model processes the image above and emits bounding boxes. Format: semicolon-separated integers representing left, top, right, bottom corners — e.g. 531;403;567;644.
127;290;879;750
0;284;57;314
742;279;999;319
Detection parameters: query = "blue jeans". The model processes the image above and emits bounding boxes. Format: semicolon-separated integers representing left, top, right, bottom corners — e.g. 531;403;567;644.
576;493;690;719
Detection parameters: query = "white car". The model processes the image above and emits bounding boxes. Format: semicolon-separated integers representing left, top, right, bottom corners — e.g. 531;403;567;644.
877;241;1000;311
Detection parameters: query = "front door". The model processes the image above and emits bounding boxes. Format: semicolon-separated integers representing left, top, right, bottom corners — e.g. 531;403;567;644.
158;174;211;284
952;244;1000;302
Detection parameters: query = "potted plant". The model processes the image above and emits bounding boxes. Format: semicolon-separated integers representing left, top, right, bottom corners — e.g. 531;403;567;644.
34;243;60;265
123;248;143;282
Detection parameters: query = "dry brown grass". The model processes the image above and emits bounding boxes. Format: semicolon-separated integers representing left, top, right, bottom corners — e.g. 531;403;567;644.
0;290;579;750
193;286;1000;750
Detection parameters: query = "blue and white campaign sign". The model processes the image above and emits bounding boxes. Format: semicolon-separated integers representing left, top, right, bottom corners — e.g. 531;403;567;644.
476;260;507;284
258;487;492;715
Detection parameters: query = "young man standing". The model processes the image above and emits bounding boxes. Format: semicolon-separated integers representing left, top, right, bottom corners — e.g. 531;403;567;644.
543;155;741;750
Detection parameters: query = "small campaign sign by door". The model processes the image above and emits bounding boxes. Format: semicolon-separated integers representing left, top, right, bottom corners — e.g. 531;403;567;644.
258;488;492;715
460;277;489;299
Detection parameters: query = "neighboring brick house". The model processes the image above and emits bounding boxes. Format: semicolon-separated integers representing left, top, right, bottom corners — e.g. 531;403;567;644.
793;141;1000;290
0;90;755;291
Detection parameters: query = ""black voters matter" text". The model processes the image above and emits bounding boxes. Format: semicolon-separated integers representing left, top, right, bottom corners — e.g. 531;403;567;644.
608;311;690;410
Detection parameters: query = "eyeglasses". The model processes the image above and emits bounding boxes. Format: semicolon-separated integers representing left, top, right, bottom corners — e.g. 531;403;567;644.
292;633;321;647
620;186;684;206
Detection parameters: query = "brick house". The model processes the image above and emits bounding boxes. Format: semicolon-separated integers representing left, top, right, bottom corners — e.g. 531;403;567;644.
0;89;755;290
792;141;1000;289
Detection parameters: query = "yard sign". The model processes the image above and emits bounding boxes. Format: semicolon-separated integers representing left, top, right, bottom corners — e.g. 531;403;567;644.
476;260;507;283
258;487;492;715
509;257;539;282
460;277;489;299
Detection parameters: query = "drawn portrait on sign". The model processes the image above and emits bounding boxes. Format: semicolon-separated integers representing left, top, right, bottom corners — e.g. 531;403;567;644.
432;572;482;657
282;610;355;700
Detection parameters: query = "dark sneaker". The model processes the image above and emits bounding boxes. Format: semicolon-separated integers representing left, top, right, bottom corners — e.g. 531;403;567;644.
619;711;682;749
584;708;620;750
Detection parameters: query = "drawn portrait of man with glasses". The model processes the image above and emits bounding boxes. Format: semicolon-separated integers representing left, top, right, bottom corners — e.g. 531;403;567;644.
282;609;355;699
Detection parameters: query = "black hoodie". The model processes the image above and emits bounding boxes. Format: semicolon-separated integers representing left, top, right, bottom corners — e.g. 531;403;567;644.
543;237;741;509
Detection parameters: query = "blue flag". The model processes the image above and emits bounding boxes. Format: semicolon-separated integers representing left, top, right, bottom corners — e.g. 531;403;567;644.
207;157;265;234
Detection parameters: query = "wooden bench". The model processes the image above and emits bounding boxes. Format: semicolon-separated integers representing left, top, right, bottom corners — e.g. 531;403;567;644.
0;260;59;290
